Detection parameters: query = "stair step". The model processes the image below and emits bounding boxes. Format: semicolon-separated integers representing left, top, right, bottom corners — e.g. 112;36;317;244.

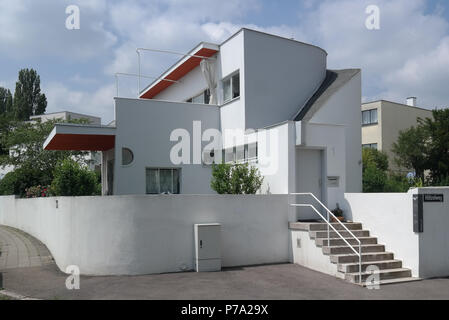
345;268;412;283
360;277;422;287
330;252;394;264
323;244;385;255
316;237;377;247
307;223;363;231
310;230;369;239
338;260;403;273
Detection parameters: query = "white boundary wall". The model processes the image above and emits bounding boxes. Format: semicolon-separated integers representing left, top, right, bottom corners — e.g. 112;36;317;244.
343;187;449;278
0;194;290;275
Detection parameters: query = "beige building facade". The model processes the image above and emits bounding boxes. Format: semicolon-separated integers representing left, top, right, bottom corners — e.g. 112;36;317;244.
361;99;433;173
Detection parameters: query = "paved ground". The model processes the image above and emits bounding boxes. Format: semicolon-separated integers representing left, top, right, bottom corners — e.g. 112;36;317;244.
1;263;448;300
1;225;449;300
0;226;53;270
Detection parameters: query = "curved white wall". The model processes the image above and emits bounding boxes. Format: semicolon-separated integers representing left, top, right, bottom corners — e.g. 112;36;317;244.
0;194;290;275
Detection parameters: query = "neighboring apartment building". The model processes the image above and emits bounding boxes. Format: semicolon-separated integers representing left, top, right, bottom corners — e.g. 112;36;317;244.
30;111;101;125
43;28;362;211
361;98;433;173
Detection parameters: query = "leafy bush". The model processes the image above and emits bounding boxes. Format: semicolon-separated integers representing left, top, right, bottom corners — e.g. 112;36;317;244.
211;163;263;194
50;159;101;196
0;166;46;196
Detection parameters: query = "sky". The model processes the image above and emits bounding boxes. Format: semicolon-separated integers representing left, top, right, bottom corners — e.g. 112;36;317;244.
1;0;449;124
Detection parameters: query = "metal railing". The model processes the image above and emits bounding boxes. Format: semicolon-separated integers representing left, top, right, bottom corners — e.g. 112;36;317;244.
290;193;362;284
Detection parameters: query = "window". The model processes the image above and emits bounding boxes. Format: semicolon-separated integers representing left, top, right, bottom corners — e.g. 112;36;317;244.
235;145;245;162
121;147;134;165
245;143;258;162
222;72;240;103
362;109;378;125
362;143;378;150
224;148;234;163
186;89;210;104
146;168;180;194
222;143;258;164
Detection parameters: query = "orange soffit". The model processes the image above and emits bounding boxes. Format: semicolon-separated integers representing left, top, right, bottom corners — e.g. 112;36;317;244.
44;134;115;151
139;47;218;99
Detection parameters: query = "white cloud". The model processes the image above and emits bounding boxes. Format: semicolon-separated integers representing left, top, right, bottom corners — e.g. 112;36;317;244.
296;0;449;107
2;0;449;120
44;82;115;124
0;0;117;60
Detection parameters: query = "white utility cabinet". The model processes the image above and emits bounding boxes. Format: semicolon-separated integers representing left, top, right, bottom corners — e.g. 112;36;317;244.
194;223;221;272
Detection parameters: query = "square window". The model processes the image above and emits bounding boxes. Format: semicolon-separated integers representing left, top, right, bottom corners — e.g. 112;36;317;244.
146;168;180;194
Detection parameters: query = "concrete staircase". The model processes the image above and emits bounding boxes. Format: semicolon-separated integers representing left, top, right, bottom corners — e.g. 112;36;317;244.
289;222;421;286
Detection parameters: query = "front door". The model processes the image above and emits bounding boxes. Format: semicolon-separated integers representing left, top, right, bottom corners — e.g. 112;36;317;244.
295;148;323;220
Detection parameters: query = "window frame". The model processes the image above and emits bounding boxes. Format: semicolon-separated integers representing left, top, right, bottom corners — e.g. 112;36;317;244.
186;89;210;104
362;109;378;126
362;143;378;150
222;70;240;104
121;147;134;166
145;167;181;194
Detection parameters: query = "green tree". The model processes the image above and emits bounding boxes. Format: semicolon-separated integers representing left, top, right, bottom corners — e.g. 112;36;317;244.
0;87;13;115
13;68;47;120
0;119;90;194
362;148;389;192
391;126;429;180
51;158;101;196
211;163;263;194
420;109;449;183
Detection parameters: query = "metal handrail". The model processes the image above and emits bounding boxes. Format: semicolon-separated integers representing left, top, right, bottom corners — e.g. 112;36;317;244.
290;193;362;284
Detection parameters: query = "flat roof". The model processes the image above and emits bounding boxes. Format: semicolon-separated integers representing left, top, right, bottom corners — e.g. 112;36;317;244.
139;28;328;100
362;99;435;112
43;123;115;151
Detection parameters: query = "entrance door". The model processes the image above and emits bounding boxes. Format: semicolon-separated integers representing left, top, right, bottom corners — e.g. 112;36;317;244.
295;148;323;220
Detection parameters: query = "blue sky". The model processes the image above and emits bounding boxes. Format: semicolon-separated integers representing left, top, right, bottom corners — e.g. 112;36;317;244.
1;0;449;123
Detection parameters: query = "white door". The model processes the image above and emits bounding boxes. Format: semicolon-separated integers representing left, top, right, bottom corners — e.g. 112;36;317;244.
295;148;323;221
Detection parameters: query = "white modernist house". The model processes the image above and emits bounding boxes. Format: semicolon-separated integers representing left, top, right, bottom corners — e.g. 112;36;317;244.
44;28;362;208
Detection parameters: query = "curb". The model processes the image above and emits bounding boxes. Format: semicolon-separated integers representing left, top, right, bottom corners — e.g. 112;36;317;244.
0;289;40;300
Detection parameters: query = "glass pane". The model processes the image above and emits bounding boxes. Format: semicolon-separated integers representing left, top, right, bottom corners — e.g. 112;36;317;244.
172;169;180;194
370;109;378;123
235;146;244;162
223;78;231;102
224;148;234;163
371;143;378;150
247;143;257;160
192;92;204;104
146;169;159;194
204;89;210;104
160;169;172;193
122;148;134;165
232;73;240;99
362;111;370;125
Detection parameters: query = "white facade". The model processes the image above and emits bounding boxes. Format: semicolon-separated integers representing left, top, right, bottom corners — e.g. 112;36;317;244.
44;28;362;210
